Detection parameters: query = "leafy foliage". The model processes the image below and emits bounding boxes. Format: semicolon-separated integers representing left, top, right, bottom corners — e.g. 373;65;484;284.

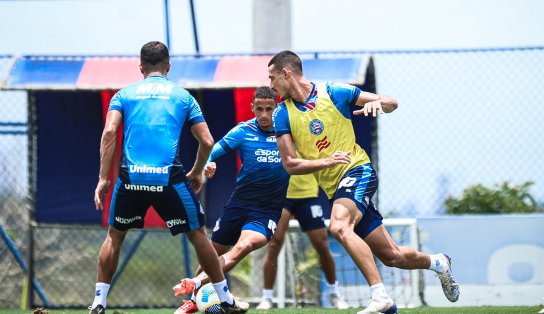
445;181;543;214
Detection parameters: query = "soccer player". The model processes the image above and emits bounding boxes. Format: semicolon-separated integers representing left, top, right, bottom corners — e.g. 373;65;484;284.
256;173;348;310
267;51;460;314
91;41;247;314
171;86;293;313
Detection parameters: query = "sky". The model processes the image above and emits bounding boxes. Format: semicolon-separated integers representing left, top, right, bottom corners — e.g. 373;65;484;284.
0;0;543;216
0;0;543;55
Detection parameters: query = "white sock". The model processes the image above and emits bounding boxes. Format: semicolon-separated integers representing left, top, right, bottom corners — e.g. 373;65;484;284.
193;277;202;290
190;292;196;302
327;281;339;296
212;280;234;305
429;254;448;273
262;289;273;300
370;283;389;300
91;282;110;308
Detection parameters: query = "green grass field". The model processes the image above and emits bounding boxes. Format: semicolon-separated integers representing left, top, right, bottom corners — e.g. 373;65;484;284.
0;306;541;314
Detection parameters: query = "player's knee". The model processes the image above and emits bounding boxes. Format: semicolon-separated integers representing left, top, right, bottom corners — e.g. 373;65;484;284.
377;249;401;267
107;229;127;248
329;223;351;243
234;240;260;258
185;227;205;243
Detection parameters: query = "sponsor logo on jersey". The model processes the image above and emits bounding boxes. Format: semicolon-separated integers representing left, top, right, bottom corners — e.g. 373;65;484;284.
136;83;173;95
255;149;281;163
129;165;169;174
124;184;164;192
266;136;277;142
166;219;187;228
115;216;143;224
315;136;331;152
309;119;324;135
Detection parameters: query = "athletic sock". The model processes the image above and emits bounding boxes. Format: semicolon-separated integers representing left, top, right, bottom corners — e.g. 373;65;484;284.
262;289;274;300
92;282;110;308
212;280;234;305
326;281;339;296
429;254;448;273
370;283;388;300
193;277;202;290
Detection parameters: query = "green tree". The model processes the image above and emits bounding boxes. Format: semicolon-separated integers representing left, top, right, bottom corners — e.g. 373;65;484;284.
445;181;543;214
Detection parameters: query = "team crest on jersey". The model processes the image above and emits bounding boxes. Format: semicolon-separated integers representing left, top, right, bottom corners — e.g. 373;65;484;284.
309;119;324;135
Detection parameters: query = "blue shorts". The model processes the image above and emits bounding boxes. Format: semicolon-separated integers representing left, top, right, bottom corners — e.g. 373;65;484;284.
210;204;281;246
333;164;383;239
284;197;326;232
108;179;205;236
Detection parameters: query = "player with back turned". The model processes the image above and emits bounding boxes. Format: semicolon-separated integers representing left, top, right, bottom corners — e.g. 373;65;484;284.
91;41;247;314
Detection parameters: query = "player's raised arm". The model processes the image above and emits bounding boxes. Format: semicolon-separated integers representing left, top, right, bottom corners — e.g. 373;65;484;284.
353;91;398;117
276;133;351;175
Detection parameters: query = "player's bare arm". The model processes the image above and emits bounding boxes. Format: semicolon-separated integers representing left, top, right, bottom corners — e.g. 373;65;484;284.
94;110;122;210
353;91;398;117
187;121;214;193
277;134;351;175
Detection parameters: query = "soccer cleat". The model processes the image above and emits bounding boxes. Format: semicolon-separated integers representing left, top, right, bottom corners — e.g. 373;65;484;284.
436;253;460;302
330;294;349;309
256;298;273;310
174;300;199;314
173;278;197;296
357;298;397;314
220;300;249;313
88;305;105;314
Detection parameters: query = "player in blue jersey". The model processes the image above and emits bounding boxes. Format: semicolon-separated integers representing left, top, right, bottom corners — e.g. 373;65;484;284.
172;87;290;313
268;51;459;314
90;41;247;314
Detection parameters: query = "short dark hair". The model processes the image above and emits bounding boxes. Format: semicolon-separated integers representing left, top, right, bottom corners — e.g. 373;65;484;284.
140;41;169;73
268;50;303;75
252;86;276;103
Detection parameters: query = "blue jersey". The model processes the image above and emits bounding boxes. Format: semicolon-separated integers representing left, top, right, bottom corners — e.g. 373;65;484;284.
273;81;360;137
109;75;205;185
210;118;290;211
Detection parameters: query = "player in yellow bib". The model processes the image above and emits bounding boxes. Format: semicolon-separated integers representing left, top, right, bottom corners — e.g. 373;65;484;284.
268;51;459;314
256;173;348;310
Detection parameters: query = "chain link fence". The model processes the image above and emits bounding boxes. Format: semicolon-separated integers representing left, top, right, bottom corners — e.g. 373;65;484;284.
33;227;196;308
0;54;31;308
1;47;543;309
373;48;544;217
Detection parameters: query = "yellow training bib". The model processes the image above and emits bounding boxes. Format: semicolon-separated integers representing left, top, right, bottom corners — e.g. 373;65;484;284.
286;173;319;199
285;84;370;198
